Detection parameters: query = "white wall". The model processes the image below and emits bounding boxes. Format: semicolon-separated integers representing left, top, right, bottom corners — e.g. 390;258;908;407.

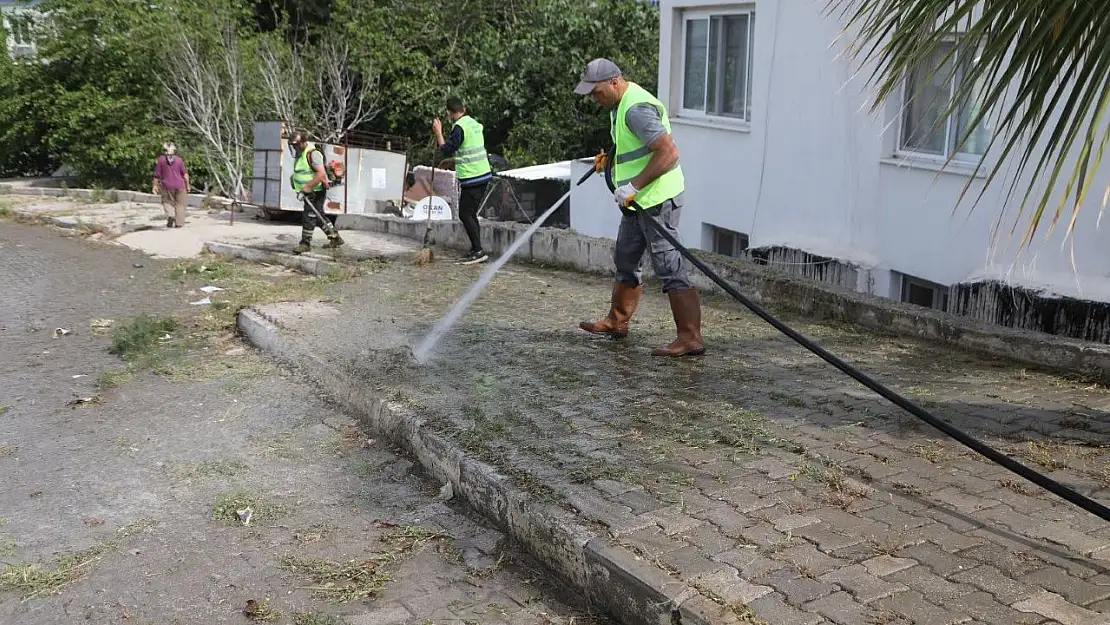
570;159;625;239
571;0;1110;304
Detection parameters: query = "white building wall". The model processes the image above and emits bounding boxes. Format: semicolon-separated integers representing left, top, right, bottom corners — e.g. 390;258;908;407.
574;0;1110;305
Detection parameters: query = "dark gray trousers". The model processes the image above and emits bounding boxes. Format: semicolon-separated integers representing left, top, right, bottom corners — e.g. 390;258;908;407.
613;199;693;293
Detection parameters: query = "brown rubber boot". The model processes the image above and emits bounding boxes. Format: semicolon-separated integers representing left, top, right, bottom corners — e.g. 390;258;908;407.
652;288;706;357
579;282;642;338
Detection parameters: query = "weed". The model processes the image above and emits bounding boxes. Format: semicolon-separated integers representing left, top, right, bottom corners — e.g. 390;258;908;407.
280;556;392;603
0;536;16;557
797;462;871;507
0;519;153;600
168;259;232;282
97;370;133;389
165;459;247;482
1059;416;1092;430
108;314;178;361
437;540;464;565
868;528;910;557
1023;441;1066;470
379;526;445;559
0;406;8;416
769;391;807;408
292;613;346;625
293;523;335;545
909;440;948;464
211;490;289;525
567;460;636;485
999;478;1033;495
0;445;15;458
244;599;281;622
890;481;924;497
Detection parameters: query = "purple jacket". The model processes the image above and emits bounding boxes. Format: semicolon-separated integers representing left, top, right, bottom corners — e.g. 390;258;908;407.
154;155;188;191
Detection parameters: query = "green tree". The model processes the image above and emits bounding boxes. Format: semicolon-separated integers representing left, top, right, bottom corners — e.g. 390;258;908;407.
331;0;659;168
31;0;176;188
831;0;1110;247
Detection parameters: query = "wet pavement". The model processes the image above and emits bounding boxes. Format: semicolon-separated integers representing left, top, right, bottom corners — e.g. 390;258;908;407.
253;254;1110;625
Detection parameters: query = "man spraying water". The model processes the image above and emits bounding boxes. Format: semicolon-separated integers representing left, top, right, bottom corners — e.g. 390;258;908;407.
411;58;706;363
574;58;705;357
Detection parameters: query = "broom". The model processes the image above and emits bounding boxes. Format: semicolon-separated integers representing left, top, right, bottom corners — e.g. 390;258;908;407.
413;131;439;265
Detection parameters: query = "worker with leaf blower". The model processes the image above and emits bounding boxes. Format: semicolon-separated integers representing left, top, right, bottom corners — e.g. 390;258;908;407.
432;96;492;265
288;129;345;255
574;58;705;357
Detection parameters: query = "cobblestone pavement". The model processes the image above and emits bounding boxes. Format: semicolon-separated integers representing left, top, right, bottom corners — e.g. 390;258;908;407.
261;257;1110;625
0;221;601;625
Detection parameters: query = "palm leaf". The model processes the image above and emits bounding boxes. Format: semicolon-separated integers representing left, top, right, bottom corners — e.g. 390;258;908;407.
827;0;1110;248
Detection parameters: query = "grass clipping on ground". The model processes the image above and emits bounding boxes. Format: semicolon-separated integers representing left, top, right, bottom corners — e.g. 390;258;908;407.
0;519;154;601
101;253;365;388
280;526;445;603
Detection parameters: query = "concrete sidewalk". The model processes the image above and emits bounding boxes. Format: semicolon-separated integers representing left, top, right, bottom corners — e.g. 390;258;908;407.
0;194;419;262
237;255;1110;625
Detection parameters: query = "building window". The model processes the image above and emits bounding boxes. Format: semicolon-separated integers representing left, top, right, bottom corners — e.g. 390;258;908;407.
680;9;754;123
900;40;991;161
898;273;949;311
704;223;749;258
5;12;35;58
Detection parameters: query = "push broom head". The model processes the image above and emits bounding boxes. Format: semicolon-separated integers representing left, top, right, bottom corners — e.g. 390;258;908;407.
412;246;434;265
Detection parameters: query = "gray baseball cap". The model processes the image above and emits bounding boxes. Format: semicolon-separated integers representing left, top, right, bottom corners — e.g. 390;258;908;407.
574;58;622;95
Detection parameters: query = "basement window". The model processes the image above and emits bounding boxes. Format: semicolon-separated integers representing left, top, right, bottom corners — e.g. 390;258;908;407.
703;224;749;258
898;272;949;311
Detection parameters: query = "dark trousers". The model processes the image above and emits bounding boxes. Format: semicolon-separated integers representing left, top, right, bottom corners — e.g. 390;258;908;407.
458;183;487;253
301;190;336;242
614;199;693;293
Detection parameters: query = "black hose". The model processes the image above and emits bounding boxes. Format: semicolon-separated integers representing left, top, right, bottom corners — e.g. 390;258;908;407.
637;209;1110;523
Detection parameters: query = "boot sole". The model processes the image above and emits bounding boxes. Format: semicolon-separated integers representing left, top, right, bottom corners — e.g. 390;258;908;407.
578;325;628;339
651;348;707;357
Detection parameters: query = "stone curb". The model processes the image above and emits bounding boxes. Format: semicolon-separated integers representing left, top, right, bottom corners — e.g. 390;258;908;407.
337;212;1110;383
236;307;740;625
202;241;343;276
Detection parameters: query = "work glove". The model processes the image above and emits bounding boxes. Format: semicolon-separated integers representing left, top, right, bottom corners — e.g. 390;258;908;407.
594;151;608;173
614;182;638;208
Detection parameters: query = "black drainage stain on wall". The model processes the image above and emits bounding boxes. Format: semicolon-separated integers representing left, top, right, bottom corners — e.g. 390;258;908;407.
748;246;859;291
951;280;1110;343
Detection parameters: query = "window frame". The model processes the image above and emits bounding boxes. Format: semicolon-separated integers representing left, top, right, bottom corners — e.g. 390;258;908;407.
4;10;36;55
896;38;991;164
899;273;949;311
678;6;755;125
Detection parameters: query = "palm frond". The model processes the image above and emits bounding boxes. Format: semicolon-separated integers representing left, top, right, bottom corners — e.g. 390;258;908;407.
827;0;1110;247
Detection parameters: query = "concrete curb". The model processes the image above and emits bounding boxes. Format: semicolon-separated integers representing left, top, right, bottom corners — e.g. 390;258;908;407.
0;182;243;212
236;307;739;625
6;210;121;235
337;212;1110;383
202;241;344;276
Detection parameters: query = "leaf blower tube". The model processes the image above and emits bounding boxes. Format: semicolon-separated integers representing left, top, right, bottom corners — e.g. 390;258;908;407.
597;164;1110;522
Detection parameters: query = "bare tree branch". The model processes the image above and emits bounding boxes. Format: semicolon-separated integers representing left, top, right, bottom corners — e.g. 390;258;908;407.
259;36;304;126
311;39;382;143
159;15;250;203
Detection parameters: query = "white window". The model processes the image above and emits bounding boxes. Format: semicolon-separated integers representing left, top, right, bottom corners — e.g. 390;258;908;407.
680;8;754;123
5;12;36;58
899;40;991;162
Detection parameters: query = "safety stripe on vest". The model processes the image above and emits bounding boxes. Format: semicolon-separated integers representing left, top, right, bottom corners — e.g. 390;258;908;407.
455;154;488;165
616;145;652;164
456;145;486;157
